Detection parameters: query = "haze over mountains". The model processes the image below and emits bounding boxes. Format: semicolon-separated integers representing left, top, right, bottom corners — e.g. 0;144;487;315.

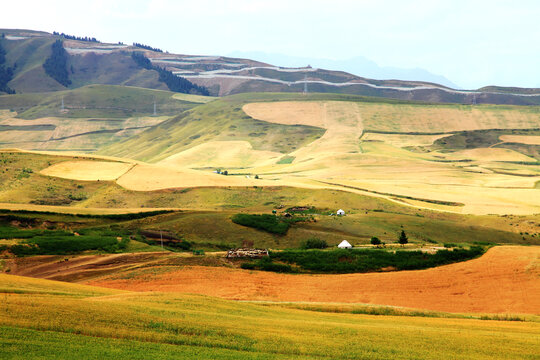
229;51;462;89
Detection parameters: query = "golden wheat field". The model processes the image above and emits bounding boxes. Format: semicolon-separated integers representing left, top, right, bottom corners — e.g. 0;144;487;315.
1;273;540;360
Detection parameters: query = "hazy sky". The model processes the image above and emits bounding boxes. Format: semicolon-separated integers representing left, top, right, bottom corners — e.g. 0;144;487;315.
2;0;539;89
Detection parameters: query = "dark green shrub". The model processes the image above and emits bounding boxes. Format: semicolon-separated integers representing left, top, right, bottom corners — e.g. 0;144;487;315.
301;238;328;249
398;230;408;245
231;214;290;235
241;262;256;270
267;247;485;274
370;237;381;245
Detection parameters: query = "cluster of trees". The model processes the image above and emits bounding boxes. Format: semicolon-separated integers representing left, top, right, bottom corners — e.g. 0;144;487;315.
0;40;15;94
370;230;408;246
268;246;485;274
53;31;99;42
232;214;290;235
131;52;209;95
133;42;163;52
43;40;71;87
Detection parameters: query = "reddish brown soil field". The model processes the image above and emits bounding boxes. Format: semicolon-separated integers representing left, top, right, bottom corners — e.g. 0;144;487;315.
4;252;173;282
87;246;540;314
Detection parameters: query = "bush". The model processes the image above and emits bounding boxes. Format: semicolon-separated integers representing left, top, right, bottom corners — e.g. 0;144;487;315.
231;214;290;235
370;237;381;245
242;257;293;273
301;238;328;249
268;247;485;274
9;235;128;256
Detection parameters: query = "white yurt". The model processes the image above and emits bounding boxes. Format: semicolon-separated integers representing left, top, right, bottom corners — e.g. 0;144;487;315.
337;240;352;249
337;209;345;216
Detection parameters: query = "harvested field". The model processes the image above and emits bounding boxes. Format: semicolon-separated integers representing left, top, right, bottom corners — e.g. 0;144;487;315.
158;140;281;168
40;160;133;181
500;134;540;145
88;246;540;314
446;148;536;162
361;132;451;147
116;163;273;191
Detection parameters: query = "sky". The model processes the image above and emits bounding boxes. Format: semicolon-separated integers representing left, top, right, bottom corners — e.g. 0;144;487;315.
2;0;539;89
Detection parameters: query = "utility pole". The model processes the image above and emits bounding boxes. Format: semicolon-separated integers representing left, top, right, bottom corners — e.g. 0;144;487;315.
153;97;157;116
61;97;64;112
303;74;308;94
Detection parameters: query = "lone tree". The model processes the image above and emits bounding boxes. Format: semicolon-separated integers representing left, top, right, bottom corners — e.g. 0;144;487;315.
370;236;381;246
398;230;408;245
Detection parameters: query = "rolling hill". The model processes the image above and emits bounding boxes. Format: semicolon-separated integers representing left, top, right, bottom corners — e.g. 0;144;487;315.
0;84;201;151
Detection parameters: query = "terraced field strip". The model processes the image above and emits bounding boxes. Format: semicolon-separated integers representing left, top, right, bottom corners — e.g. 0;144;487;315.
0;203;178;215
499;134;540;145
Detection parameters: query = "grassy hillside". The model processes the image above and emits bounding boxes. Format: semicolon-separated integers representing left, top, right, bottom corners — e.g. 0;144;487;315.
0;85;205;151
0;274;539;359
0;84;197;119
1;36;66;93
100;95;326;162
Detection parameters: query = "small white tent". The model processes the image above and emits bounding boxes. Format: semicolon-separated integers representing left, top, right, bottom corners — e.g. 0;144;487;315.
338;240;352;249
337;209;345;216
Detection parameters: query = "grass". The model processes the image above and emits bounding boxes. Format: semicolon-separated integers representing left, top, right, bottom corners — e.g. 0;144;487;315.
0;84;196;119
0;274;539;359
276;155;295;164
100;96;325;162
0;151;539;251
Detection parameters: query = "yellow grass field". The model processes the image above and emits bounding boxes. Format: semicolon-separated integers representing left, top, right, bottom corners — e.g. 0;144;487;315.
0;202;176;214
445;148;536;162
361;132;451;147
40;160;134;181
158;140;282;168
499;134;540;145
171;93;217;103
115;163;274;191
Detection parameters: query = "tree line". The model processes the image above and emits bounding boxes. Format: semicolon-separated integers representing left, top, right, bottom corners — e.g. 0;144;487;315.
131;52;209;95
43;40;71;87
132;42;163;53
53;32;99;43
0;38;15;94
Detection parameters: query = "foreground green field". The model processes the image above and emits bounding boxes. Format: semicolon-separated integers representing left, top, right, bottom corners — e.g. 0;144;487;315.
1;274;539;360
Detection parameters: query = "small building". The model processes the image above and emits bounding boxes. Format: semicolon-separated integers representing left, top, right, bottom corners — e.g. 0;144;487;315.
337;209;345;216
338;240;352;249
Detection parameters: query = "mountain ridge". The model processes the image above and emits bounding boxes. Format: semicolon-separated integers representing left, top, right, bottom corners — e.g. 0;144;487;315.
0;28;539;105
